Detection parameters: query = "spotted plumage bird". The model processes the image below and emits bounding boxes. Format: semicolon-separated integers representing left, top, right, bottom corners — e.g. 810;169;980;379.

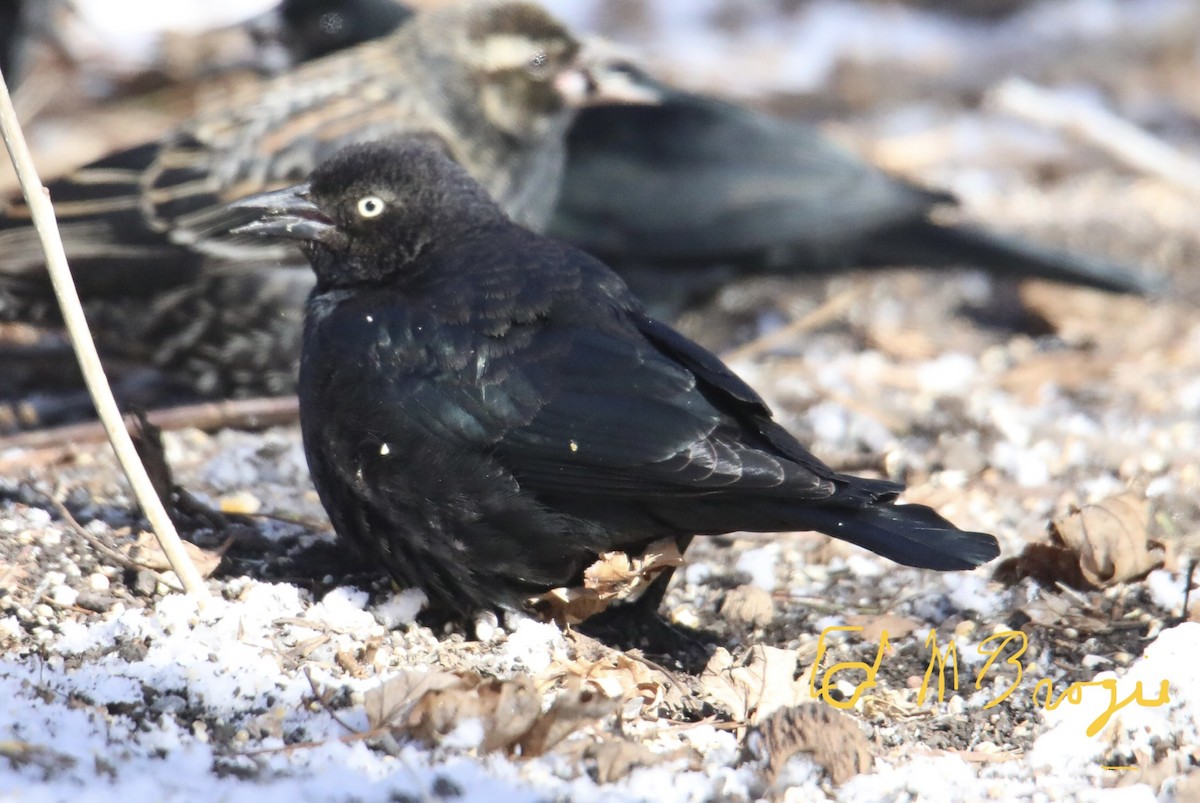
0;0;650;398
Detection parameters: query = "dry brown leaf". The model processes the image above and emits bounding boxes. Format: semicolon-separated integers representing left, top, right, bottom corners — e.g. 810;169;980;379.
993;542;1092;590
363;669;469;731
585;739;664;784
994;493;1164;590
518;679;616;757
1170;769;1200;799
405;676;542;750
988;537;1094;588
364;671;616;758
128;531;223;578
999;350;1113;404
555;650;671;714
1019;283;1159;347
700;646;816;725
844;614;921;643
555;736;678;784
720;585;775;627
1051;493;1165;587
747;704;873;786
864;326;939;361
533;539;684;624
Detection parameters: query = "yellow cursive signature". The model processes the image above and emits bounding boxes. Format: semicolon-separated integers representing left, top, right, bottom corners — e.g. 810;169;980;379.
807;627;1170;736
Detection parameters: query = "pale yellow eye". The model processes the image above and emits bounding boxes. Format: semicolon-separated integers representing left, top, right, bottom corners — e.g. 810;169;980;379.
357;196;386;218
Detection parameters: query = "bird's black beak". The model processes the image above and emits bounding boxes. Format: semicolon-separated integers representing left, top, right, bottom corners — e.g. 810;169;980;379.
556;40;662;108
230;183;346;247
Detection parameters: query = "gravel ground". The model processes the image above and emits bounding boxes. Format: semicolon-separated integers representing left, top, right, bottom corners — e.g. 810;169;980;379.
2;1;1200;800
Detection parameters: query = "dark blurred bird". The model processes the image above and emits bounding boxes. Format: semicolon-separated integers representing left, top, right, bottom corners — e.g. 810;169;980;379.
0;0;23;80
0;0;649;398
233;139;1000;616
550;69;1166;317
277;0;413;63
0;0;413;89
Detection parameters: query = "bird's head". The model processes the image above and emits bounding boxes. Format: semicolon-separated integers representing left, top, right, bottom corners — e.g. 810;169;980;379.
408;1;659;141
231;139;503;289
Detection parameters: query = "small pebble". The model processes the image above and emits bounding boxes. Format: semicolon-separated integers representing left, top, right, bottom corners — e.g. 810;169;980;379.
131;570;158;597
51;586;79;607
219;491;263;515
88;573;111;592
671;607;701;629
75;592;118;613
473;611;499;642
192;721;210;743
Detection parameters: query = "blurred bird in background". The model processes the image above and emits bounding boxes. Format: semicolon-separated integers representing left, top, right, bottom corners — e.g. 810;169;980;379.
0;0;653;402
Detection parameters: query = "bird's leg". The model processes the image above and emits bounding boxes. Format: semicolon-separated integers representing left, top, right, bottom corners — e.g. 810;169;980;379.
630;534;693;614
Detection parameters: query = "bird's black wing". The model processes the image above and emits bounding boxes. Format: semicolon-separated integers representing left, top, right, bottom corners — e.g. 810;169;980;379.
312;285;849;505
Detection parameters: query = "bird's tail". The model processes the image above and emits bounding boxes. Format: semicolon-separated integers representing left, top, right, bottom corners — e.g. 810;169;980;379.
715;496;1000;571
795;502;1000;570
865;220;1166;296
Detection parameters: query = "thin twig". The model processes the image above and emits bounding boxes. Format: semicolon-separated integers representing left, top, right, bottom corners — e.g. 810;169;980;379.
722;287;863;364
0;66;209;602
0;396;300;453
304;668;363;736
48;496;184;592
1182;559;1196;620
989;77;1200;197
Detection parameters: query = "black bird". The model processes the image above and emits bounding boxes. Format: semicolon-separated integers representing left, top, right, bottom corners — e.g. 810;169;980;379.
233;140;1000;616
0;0;650;399
277;0;414;63
550;70;1166;316
0;0;22;81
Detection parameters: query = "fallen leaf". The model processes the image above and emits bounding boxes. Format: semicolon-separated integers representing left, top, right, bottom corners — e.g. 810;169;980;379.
364;671;616;758
217;491;262;515
128;531;223;578
363;669;469;731
998;350;1113;404
555;736;679;784
720;585;775;627
533;539;684;624
746;704;872;786
994;493;1164;590
844;614;921;643
992;542;1091;590
584;739;664;784
518;679;616;757
555;650;672;714
700;646;816;725
1051;494;1164;587
0;740;77;781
